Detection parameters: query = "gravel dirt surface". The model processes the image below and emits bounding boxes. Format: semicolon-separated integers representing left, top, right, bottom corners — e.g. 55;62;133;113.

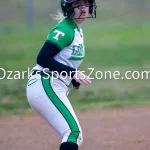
0;107;150;150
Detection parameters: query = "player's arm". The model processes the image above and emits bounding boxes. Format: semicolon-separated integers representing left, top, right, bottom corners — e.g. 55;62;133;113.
37;42;81;89
37;41;76;77
37;27;76;77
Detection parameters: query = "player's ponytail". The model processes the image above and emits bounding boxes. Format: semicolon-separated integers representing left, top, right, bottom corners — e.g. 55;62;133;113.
50;9;65;23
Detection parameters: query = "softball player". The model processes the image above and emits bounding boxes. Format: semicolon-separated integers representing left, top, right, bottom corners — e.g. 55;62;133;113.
26;0;97;150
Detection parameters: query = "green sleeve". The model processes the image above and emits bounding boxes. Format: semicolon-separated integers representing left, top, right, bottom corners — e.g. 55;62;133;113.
46;27;74;50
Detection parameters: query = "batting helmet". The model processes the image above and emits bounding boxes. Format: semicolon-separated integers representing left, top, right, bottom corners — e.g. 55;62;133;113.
60;0;97;19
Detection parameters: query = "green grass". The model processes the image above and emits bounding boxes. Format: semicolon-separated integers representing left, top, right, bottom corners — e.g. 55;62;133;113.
0;19;150;115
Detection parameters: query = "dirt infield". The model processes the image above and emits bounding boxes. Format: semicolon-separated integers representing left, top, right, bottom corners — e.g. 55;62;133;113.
0;107;150;150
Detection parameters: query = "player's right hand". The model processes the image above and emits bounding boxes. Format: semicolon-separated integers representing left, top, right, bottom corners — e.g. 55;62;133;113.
72;71;92;85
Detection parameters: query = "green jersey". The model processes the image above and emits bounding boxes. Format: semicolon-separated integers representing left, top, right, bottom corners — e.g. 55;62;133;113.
32;17;85;85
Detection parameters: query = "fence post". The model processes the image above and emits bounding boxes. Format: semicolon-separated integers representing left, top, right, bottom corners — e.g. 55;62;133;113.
25;0;33;31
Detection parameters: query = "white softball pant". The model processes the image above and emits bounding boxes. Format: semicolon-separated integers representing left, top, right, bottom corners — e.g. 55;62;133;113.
26;73;83;146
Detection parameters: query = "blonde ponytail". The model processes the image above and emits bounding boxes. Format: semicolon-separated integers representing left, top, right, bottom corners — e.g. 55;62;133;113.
50;9;65;23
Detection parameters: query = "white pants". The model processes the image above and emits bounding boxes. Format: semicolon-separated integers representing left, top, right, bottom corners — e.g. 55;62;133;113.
26;73;83;146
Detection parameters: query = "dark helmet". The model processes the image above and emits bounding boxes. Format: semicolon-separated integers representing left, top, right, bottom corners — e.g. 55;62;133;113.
61;0;97;19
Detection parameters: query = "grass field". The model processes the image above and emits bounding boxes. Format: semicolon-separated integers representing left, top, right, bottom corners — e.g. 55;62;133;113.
1;19;150;115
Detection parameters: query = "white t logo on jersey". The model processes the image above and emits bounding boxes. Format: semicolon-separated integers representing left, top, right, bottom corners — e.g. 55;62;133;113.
53;30;65;40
